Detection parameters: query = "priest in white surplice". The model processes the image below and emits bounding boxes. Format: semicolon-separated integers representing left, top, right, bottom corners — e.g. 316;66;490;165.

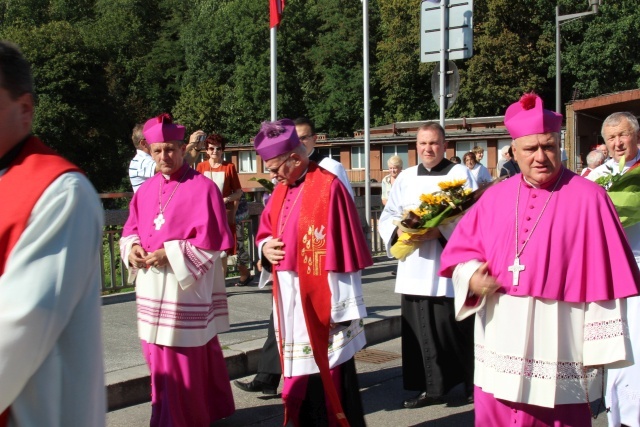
0;41;105;427
379;122;478;409
120;114;235;427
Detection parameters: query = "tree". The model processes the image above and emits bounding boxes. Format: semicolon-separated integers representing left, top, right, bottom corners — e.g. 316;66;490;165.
376;0;437;124
1;21;129;192
561;0;640;101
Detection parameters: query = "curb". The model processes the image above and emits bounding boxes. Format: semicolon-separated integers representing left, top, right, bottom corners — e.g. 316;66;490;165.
106;312;401;411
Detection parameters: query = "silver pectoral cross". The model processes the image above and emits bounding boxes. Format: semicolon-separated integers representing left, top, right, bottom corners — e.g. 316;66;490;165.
153;213;165;230
508;257;525;286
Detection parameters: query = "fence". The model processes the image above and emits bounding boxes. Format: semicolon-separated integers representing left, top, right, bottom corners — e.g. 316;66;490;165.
99;192;386;294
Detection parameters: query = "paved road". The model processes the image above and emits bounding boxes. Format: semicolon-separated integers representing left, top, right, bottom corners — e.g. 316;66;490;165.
103;258;609;426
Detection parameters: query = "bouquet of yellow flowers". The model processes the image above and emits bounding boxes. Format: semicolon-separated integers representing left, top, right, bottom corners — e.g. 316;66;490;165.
390;179;476;261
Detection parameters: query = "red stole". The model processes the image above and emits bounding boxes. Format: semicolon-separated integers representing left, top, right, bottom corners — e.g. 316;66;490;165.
0;136;80;426
270;163;349;426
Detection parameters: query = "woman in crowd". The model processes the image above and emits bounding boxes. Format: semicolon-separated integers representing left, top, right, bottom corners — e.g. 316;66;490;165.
196;134;252;285
463;151;492;185
381;155;403;206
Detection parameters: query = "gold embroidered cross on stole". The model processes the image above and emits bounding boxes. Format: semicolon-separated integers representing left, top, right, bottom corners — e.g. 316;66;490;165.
301;225;327;275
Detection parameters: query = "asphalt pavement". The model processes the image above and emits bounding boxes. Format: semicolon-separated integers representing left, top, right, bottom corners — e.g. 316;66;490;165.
103;258;609;427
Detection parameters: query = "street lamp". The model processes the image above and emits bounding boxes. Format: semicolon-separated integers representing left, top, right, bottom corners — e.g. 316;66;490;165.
555;0;601;113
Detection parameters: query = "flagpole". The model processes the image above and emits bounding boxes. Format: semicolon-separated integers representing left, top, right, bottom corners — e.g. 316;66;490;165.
362;0;371;242
270;26;277;121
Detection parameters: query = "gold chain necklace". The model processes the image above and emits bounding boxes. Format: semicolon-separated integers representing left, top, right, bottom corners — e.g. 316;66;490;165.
508;168;564;286
154;166;189;231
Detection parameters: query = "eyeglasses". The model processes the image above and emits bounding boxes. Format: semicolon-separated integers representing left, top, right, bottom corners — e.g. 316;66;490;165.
207;147;223;152
266;155;291;175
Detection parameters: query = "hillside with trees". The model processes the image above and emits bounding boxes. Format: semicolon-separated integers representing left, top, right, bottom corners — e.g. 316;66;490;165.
1;0;638;192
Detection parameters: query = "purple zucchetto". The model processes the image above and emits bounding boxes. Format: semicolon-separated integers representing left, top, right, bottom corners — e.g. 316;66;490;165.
253;119;301;161
504;93;563;139
143;113;186;144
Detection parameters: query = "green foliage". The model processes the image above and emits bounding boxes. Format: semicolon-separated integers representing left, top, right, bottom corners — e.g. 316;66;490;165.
561;0;640;100
0;0;638;193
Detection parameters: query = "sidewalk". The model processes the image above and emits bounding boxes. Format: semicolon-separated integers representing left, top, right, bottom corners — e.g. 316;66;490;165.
103;258;401;411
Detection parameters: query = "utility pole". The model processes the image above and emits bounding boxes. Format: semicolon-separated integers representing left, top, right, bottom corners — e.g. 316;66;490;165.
555;0;601;114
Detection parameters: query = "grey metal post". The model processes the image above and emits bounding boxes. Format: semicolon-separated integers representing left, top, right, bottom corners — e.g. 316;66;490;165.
270;27;277;121
439;0;447;126
555;1;600;114
363;0;372;236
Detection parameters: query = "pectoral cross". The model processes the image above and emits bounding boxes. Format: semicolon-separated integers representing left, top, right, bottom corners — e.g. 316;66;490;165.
153;213;165;230
508;257;525;286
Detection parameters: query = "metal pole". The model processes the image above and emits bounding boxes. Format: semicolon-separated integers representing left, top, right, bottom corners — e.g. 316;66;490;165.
439;0;447;126
555;6;561;114
270;27;277;121
363;0;371;236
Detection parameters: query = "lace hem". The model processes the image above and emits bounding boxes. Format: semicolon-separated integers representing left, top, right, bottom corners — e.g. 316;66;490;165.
476;344;598;381
584;318;625;341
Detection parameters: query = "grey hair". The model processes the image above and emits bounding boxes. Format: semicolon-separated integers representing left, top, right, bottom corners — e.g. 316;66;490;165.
586;150;606;169
601;112;640;138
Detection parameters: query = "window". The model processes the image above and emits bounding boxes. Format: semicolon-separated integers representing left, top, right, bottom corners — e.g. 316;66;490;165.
455;140;487;166
317;147;341;163
222;152;232;163
351;146;365;169
239;151;256;173
382;145;408;170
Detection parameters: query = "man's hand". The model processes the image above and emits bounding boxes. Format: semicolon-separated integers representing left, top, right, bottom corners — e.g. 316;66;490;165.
144;248;169;268
263;239;285;266
128;244;148;269
469;262;500;298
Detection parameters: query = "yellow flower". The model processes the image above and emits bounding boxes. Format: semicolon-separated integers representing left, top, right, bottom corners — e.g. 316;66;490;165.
438;179;467;190
419;193;438;204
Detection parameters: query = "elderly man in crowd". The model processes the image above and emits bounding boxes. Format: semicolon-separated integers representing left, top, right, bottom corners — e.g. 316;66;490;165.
120;114;235;427
499;145;520;178
379;122;477;409
0;41;105;427
255;119;371;426
439;94;640;426
588;111;640;427
596;142;609;160
580;149;606;177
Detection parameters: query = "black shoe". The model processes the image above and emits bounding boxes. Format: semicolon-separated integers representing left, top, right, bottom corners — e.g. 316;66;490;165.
403;391;443;409
233;379;277;395
465;383;474;404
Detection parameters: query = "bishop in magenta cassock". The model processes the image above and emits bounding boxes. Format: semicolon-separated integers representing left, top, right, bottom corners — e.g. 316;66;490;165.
439;94;640;426
255;119;372;427
120;114;235;427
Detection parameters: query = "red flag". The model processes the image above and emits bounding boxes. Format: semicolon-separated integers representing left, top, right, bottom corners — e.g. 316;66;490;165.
270;0;285;28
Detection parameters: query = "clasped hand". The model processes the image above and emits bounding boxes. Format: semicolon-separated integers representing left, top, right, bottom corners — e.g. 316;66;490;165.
263;238;285;265
468;262;501;297
128;245;169;269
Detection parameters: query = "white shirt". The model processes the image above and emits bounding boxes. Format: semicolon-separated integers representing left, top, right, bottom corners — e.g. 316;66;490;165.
129;150;156;193
0;172;106;427
470;163;492;184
